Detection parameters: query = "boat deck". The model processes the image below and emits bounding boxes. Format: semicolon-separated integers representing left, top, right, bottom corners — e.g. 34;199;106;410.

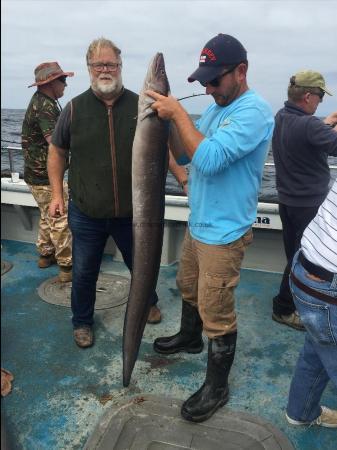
1;240;336;450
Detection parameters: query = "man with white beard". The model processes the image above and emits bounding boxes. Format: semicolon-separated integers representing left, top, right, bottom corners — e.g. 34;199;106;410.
47;38;162;348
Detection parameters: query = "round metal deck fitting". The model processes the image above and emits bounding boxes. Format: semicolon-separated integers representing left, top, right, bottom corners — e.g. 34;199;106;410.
1;260;13;276
37;272;130;309
85;395;295;450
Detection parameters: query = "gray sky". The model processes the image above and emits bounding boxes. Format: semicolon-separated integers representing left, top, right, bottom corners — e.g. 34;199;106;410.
2;0;337;115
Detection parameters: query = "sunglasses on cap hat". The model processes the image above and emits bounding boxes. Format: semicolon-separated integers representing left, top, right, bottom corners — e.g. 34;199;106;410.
200;64;239;88
315;90;325;100
301;87;325;100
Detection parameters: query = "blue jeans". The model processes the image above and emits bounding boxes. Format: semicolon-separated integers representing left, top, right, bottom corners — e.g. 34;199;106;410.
68;200;158;328
287;250;337;422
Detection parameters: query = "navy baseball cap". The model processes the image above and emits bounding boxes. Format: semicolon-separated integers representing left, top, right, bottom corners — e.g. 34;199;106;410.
188;34;247;84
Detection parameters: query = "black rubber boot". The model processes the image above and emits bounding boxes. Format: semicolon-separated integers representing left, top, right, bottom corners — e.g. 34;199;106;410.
181;332;237;422
153;301;204;354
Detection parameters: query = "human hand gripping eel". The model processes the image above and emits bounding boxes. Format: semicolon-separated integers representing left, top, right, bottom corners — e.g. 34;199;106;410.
145;90;181;121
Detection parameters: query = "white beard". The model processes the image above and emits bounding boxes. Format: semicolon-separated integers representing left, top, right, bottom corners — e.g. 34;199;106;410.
91;74;123;96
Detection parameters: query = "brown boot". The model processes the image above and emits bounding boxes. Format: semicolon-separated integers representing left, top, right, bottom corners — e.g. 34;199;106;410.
58;266;72;283
147;305;162;324
1;368;14;397
73;326;94;348
38;254;56;268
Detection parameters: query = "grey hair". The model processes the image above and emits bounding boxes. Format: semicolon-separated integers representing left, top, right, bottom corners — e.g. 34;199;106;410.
86;37;121;64
288;76;322;102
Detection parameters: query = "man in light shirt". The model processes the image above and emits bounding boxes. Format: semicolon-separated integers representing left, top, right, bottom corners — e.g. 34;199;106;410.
286;180;337;428
147;33;274;423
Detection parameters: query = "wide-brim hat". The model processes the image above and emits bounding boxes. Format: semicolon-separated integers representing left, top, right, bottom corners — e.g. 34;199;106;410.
28;61;74;88
188;33;247;84
293;70;332;96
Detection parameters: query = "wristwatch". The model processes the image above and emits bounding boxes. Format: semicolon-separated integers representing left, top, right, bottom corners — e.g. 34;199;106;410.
180;179;188;190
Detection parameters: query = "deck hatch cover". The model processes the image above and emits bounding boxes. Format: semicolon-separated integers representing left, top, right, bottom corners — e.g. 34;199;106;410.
37;272;130;309
85;395;294;450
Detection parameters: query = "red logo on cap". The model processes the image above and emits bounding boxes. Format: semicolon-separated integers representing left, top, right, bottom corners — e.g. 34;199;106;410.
201;47;216;62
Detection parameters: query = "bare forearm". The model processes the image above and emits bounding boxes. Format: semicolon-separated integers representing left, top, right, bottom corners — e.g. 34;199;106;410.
169;150;188;184
169;150;188;195
48;144;67;196
171;105;204;159
168;122;186;161
145;90;204;159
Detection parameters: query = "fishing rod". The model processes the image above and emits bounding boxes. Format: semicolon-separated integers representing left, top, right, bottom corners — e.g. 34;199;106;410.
136;93;208;120
177;93;208;101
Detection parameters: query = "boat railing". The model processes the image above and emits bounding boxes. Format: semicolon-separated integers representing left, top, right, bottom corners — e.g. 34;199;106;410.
3;145;22;175
3;145;335;232
2;144;337;173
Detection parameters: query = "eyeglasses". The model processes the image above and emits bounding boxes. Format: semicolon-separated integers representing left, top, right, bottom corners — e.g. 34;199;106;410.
57;76;67;84
201;64;238;88
88;62;122;72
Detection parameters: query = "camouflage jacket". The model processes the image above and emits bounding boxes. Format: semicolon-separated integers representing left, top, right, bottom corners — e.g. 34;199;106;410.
22;91;60;185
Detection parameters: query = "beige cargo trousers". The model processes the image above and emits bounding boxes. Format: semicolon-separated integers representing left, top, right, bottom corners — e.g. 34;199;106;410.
176;228;253;338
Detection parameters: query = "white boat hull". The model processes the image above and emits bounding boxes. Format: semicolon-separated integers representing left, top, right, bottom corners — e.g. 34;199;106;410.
1;177;286;272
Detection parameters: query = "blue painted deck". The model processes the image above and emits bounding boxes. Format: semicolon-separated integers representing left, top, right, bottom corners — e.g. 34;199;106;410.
1;239;336;450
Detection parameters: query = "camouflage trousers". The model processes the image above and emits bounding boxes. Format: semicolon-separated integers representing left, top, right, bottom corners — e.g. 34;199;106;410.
29;182;72;267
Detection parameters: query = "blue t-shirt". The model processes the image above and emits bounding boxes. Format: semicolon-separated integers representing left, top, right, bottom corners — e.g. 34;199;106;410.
185;89;274;245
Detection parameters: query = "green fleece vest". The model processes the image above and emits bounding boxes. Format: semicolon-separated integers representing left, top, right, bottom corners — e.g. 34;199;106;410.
69;88;138;218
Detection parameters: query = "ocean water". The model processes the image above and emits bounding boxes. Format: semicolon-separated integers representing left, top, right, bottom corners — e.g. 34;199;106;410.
1;109;336;202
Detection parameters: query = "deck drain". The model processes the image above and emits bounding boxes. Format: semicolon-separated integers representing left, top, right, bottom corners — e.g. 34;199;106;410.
37;272;130;309
85;395;294;450
1;261;13;276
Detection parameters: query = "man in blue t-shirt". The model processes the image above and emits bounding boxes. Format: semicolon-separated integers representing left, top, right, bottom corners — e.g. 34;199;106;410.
147;34;274;423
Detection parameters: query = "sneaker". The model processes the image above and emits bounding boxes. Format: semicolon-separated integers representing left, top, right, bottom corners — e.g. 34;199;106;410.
286;406;337;428
272;310;305;331
58;266;72;283
73;326;93;348
147;305;162;324
38;254;56;268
